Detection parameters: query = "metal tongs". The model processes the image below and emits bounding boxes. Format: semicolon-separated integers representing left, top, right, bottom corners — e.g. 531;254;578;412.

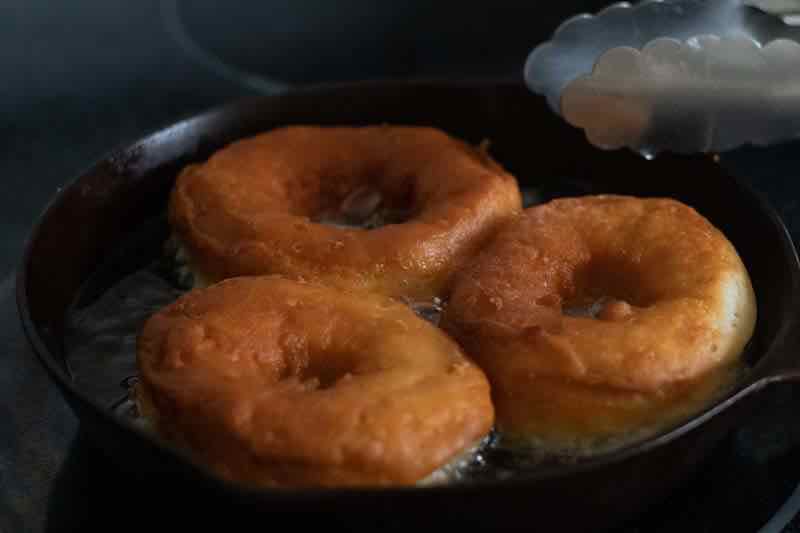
525;0;800;156
748;0;800;23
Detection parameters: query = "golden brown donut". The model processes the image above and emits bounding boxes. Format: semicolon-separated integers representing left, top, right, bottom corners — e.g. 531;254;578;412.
441;195;756;451
136;276;494;487
168;125;522;301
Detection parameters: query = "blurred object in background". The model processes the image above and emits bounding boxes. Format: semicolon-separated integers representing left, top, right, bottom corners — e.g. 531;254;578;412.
164;0;610;87
525;0;800;156
746;0;800;24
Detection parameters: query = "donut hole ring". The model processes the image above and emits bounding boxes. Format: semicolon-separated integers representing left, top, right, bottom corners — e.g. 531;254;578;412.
441;195;756;451
136;276;494;487
560;256;651;319
168;126;522;301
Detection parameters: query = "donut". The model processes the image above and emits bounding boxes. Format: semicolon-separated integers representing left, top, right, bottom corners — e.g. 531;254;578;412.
136;276;494;487
441;195;756;451
168;125;522;301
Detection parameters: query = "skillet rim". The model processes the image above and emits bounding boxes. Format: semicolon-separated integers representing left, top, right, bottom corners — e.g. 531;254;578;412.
14;79;800;498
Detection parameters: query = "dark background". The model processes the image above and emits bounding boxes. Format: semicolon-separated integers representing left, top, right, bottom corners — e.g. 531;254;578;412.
2;0;615;278
4;1;800;532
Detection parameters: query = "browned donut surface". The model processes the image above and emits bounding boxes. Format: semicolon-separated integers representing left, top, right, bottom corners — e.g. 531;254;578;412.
169;125;522;300
136;276;494;487
441;195;756;449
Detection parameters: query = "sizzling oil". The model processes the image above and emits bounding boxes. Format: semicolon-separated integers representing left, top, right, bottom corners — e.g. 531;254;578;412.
66;260;525;485
63;186;638;485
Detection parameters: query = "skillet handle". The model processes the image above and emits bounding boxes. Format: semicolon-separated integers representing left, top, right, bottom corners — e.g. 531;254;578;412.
751;326;800;386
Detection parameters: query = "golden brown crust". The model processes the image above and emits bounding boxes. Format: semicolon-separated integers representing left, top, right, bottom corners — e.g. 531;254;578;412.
168;126;522;301
136;276;494;487
441;195;756;446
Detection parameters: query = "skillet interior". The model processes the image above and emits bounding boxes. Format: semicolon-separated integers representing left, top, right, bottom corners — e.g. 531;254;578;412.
17;81;800;531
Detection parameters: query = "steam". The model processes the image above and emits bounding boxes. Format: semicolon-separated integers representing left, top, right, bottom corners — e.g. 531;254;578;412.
524;0;800;154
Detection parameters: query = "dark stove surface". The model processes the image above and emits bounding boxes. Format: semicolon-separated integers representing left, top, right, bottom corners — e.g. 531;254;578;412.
5;2;800;531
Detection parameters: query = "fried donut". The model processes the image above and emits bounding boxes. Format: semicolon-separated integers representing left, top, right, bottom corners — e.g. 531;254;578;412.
168;125;522;300
136;276;494;487
441;195;756;451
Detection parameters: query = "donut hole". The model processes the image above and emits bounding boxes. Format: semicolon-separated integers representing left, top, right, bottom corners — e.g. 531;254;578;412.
278;349;366;390
312;182;415;229
562;257;651;320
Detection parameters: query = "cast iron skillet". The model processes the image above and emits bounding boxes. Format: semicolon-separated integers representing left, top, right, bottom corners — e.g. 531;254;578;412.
16;81;800;531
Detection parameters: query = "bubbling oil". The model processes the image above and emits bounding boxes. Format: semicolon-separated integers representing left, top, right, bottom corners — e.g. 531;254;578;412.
64;186;675;485
313;185;412;229
67;260;505;485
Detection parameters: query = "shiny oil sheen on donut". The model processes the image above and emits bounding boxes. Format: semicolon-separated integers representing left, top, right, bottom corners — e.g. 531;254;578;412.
136;276;494;487
441;195;757;452
168;125;522;301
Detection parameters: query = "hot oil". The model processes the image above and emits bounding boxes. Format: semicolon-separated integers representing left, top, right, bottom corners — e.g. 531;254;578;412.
408;297;445;326
562;297;610;319
66;255;509;484
65;264;183;407
312;185;412;229
64;187;612;485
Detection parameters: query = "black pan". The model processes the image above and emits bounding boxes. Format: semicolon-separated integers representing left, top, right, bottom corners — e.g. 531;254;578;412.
16;81;800;532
